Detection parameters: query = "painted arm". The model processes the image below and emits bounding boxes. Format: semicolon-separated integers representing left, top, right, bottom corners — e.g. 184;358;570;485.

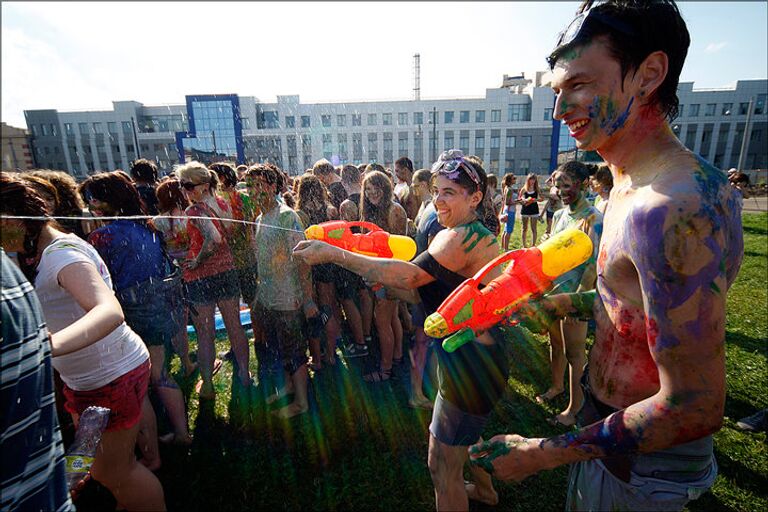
575;216;600;292
470;198;729;481
50;262;125;356
184;215;221;270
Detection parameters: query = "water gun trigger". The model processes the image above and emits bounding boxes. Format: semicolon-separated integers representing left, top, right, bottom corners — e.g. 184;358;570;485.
472;249;524;285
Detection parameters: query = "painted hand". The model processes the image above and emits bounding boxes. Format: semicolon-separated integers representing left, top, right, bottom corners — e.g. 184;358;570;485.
509;296;559;334
468;434;546;482
292;240;337;266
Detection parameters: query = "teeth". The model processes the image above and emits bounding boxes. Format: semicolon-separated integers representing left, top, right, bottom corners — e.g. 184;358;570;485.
570;119;589;130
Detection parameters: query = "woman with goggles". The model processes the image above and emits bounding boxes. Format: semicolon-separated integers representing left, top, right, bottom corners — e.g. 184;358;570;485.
294;149;510;510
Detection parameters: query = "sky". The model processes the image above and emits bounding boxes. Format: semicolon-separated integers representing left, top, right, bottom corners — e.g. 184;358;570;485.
2;1;767;129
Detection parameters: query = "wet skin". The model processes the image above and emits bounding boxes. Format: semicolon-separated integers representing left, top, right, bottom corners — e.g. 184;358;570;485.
469;37;744;481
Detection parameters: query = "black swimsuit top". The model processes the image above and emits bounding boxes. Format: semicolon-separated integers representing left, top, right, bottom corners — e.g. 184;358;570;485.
413;251;469;315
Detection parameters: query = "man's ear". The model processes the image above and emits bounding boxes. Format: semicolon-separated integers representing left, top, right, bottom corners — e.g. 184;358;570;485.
635;50;669;103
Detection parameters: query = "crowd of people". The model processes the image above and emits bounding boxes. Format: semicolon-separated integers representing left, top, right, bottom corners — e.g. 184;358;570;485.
0;1;752;511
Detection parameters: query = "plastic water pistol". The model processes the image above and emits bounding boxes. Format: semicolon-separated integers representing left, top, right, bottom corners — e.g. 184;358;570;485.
304;221;417;261
423;228;593;352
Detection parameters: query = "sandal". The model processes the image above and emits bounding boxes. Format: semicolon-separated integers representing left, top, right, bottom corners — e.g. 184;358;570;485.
364;368;392;383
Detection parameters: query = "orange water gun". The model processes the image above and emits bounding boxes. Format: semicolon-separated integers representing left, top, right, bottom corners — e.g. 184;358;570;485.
423;228;593;352
304;221;417;261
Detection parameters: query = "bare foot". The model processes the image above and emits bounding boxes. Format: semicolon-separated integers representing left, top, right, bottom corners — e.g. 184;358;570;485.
465;482;499;506
408;396;433;410
535;388;564;404
547;411;577;427
271;402;308;419
159;433;193;446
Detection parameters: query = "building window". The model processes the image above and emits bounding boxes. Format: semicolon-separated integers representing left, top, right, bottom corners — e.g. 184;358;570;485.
31;125;38;136
690;104;700;117
398;133;408;153
490;159;499;174
40;124;48;136
519;135;532;148
302;134;312;149
678;105;684;117
444;111;454;124
460;111;470;123
475;135;485;150
122;121;132;134
756;94;767;115
241;118;251;130
368;132;378;149
285;116;295;128
352;114;361;126
519;159;530;172
739;102;749;115
368;113;377;125
337;114;346;127
459;135;469;153
506;135;516;148
444;133;454;150
383;113;392;126
475;110;486;123
383;133;393;152
491;110;501;122
505;158;515;172
92;122;103;133
64;123;73;135
395;112;407;126
544;108;553;121
50;124;57;136
414;112;424;125
78;122;89;135
705;103;716;116
261;111;279;129
301;115;311;128
491;134;500;149
722;103;733;116
508;104;531;122
321;115;331;127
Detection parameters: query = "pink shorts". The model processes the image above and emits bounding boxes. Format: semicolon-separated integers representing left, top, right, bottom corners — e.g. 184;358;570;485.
63;359;150;432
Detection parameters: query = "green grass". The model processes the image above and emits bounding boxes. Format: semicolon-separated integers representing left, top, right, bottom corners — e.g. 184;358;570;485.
81;214;768;511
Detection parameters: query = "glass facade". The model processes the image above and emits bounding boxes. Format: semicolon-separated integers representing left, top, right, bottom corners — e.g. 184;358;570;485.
176;95;244;165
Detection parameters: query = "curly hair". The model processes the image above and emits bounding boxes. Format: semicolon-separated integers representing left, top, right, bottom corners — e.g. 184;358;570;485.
361;170;394;231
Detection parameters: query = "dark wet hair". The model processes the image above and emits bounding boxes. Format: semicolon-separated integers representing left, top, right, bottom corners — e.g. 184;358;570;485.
395;156;414;173
130;158;158;183
28;169;85;217
548;0;690;121
209;162;238;188
246;163;283;189
312;159;336;176
0;173;51;280
156;179;189;213
328;182;348;210
413;169;431;185
296;174;331;224
556;161;592;183
19;174;59;210
593;165;614;190
282;191;296;209
361;170;394;231
341;164;361;184
79;170;147;216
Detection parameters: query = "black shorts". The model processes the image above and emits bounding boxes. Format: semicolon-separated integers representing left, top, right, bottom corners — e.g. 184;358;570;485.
237;265;258;305
335;267;364;301
255;302;308;375
312;263;337;284
184;269;241;306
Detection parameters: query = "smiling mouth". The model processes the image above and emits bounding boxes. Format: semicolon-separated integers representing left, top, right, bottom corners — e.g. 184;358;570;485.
567;119;590;134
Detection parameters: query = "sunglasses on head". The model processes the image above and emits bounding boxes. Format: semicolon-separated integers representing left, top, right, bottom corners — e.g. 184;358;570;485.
551;3;637;57
180;181;201;191
430;149;481;186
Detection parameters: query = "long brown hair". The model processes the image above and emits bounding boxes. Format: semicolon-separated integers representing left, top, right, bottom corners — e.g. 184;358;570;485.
0;173;51;280
296;174;331;225
361;170;393;231
79;170;147;217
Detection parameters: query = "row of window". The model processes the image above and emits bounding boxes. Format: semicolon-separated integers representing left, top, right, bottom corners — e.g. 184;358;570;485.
261;105;540;130
680;94;766;118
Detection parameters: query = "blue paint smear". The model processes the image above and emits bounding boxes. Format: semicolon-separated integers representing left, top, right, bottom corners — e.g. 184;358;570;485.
607;97;634;136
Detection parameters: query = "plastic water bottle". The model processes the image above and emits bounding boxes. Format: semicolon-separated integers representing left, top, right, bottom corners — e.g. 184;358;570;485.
65;406;110;493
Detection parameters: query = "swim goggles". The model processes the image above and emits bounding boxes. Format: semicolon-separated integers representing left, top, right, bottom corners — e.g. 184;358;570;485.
431;149;481;186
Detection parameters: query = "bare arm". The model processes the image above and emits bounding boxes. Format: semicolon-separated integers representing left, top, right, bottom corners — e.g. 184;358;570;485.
50;262;125;356
185;214;222;270
471;196;730;480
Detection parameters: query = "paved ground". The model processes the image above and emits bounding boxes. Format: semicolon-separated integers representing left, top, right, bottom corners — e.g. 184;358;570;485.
742;195;767;213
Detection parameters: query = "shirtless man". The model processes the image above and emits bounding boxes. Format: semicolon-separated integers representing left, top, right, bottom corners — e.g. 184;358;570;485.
468;2;744;510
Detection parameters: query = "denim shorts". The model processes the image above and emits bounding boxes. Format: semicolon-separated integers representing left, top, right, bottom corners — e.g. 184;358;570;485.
236;265;258;305
429;392;490;446
185;269;240;306
118;273;184;347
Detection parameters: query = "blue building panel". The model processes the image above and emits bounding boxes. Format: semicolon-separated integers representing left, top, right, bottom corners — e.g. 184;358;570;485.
176;94;245;165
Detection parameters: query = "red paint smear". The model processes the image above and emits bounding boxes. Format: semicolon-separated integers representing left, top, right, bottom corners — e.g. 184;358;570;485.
597;246;608;270
618;309;634;337
646;318;659;348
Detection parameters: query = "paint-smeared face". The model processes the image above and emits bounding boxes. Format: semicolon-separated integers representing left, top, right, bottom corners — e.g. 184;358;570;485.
590;176;605;195
553;171;584;206
432;175;480;228
394;164;409;183
246;175;274;209
364;181;384;206
551;37;639;152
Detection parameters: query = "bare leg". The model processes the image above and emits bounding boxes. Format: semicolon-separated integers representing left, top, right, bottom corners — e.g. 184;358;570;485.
318;282;341;365
368;297;396;378
218;296;251;386
149;345;191;445
546;215;553;236
537;321;566;403
359;287;374;338
191;304;216;397
521;217;530;248
273;364;309;418
170;317;196;377
341;298;365;345
90;421;166;511
557;318;588;425
392;302;403;361
427;434;471;511
136;396;161;471
409;327;431;407
531;216;538;246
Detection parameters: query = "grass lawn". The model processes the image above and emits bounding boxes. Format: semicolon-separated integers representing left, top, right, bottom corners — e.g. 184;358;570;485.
76;213;767;511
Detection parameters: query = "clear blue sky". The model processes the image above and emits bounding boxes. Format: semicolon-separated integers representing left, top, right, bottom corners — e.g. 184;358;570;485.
2;1;766;128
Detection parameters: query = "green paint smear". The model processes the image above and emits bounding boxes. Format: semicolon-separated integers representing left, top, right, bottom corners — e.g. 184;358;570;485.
460;221;493;254
710;281;721;295
452;299;475;326
328;228;345;240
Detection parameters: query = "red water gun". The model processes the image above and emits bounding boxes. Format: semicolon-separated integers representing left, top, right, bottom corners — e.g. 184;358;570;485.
304;221;417;261
423;228;593;352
